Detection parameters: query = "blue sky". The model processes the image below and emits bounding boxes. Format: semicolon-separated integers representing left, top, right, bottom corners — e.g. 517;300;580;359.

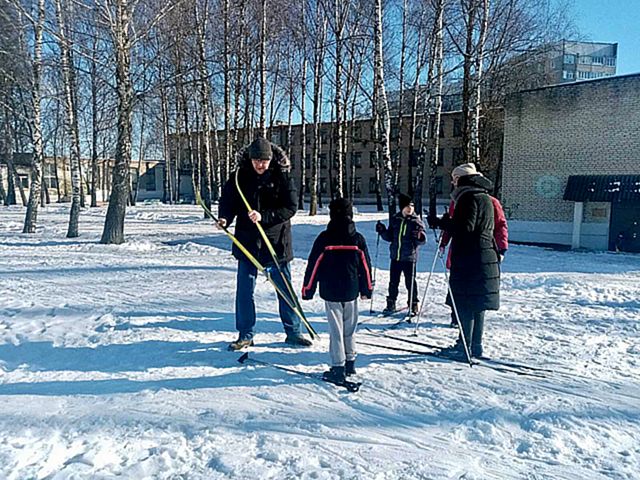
576;0;640;74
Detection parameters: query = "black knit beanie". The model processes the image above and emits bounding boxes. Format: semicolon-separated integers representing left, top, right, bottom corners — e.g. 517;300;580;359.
329;198;353;221
248;138;273;160
398;193;412;209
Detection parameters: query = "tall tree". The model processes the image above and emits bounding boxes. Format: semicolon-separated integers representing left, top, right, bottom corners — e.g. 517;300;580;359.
22;0;45;233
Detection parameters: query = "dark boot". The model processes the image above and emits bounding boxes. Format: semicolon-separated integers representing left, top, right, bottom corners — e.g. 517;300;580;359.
410;302;419;317
322;366;346;383
438;340;467;360
285;334;313;347
382;297;396;315
228;337;254;351
345;360;356;376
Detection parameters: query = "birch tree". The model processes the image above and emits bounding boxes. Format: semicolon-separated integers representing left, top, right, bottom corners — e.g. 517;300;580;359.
21;0;45;233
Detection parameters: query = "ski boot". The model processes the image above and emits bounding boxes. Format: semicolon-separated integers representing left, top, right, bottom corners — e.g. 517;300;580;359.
285;334;313;347
382;298;396;316
410;302;420;317
345;360;356;377
437;340;467;360
322;366;346;384
228;337;254;351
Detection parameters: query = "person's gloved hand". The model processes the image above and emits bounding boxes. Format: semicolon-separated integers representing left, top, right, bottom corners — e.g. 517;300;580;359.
375;221;386;234
426;214;440;229
412;229;425;241
499;249;507;263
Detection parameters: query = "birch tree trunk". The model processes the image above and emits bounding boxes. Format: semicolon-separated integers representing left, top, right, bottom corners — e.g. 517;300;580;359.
373;0;394;219
90;33;99;207
470;0;489;166
100;0;134;244
298;3;307;210
22;0;45;233
194;0;214;209
394;0;408;196
461;0;477;163
258;0;267;138
428;0;445;217
309;15;326;216
222;0;231;182
333;0;347;198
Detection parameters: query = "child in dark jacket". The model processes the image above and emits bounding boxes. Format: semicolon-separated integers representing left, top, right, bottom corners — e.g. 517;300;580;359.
375;193;426;316
302;198;373;384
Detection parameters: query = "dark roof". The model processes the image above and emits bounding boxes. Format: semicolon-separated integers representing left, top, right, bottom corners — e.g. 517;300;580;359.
564;175;640;203
0;153;33;167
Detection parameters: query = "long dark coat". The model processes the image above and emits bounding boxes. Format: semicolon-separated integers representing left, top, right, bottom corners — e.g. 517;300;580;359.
218;143;297;266
446;175;500;312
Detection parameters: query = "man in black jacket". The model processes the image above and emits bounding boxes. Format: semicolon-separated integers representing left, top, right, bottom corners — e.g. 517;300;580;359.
218;137;312;350
302;198;372;383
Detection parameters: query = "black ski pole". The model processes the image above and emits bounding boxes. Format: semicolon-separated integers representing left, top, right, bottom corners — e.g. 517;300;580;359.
369;233;381;314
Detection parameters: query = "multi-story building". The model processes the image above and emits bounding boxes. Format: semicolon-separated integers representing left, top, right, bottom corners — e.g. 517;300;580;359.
502;73;640;252
551;40;617;83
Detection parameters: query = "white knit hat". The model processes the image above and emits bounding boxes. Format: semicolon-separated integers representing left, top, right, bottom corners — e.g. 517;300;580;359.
451;162;478;179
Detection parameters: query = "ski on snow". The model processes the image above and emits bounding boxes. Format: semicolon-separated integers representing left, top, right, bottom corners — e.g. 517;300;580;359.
237;353;362;393
357;336;546;378
363;328;554;374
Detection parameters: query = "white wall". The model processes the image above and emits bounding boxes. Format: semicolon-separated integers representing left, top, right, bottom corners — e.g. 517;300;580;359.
508;220;610;250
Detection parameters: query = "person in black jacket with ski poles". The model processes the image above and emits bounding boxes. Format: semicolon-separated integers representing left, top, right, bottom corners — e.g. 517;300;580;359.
217;138;312;351
427;173;501;359
375;193;426;316
302;198;373;384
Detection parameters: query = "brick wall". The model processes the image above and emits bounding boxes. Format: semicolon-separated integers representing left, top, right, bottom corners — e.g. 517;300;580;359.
502;74;640;223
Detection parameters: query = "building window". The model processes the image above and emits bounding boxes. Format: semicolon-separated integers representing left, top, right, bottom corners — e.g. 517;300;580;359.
578;55;591;65
305;156;311;169
19;175;29;189
410;149;421;167
320;129;328;144
562;70;574;80
435;176;443;194
390;121;399;140
369;177;378;193
605;57;616;66
592;56;604;65
319;153;327;169
452;148;464;164
43;163;58;189
453;118;462;137
270;130;281;145
320;177;328;193
351;151;362;168
430;119;445;138
144;166;156;191
354;177;362;194
563;54;575;64
369;151;377;168
352;124;362;141
437;148;444;166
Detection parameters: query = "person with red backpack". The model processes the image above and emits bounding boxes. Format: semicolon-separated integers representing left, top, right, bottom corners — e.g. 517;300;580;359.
302;198;373;384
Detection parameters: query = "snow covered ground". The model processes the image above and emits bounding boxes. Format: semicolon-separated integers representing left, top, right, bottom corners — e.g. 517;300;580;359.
0;203;638;479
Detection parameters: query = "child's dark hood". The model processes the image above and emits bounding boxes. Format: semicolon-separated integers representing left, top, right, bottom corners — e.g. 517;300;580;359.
326;218;358;242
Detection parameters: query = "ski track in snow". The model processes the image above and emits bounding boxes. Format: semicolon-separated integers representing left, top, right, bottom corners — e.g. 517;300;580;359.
0;203;639;479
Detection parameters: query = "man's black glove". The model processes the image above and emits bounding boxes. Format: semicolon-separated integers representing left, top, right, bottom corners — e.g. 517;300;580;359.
375;221;386;234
